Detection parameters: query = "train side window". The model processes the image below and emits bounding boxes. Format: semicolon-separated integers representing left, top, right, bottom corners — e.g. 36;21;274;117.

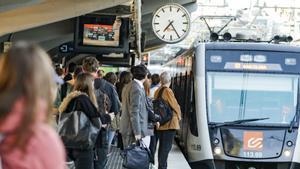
189;72;198;136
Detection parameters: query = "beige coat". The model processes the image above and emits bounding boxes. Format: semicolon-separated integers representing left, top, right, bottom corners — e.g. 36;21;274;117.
154;87;181;130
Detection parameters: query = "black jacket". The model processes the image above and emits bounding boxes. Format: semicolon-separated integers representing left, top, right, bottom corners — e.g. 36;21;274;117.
59;91;100;119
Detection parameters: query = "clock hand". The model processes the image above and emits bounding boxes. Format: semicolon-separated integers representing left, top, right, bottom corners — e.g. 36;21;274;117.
170;22;180;38
163;20;174;32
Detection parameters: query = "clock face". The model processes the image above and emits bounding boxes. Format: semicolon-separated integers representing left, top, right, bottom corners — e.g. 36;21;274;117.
152;3;191;43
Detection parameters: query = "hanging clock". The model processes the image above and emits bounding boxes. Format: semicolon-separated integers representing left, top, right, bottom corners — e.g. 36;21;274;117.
152;3;191;43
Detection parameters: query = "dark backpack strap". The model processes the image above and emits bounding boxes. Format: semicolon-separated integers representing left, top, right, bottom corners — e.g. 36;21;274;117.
60;83;68;101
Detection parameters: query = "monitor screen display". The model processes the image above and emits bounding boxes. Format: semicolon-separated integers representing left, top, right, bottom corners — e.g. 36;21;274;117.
83;19;121;47
74;15;129;54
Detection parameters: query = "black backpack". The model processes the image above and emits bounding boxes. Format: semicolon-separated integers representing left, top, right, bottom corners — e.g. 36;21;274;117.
95;88;111;115
153;87;173;125
94;78;112;116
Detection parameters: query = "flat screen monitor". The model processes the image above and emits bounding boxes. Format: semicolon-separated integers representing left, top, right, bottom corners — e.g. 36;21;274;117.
74;15;130;54
83;23;120;47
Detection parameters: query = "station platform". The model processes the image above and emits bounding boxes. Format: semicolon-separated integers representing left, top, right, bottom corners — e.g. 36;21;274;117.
107;142;191;169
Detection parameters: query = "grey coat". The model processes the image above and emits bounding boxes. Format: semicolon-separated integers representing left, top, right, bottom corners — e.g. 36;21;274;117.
120;80;152;139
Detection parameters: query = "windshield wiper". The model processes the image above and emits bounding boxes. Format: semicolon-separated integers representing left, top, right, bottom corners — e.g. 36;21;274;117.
288;113;298;132
289;79;300;132
211;117;270;128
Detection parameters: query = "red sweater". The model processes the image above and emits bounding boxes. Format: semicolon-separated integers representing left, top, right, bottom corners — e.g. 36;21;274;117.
0;99;66;169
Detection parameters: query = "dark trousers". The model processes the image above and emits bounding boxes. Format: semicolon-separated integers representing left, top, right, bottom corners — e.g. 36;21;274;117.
117;131;124;150
94;130;108;169
157;130;176;169
149;128;158;164
67;148;94;169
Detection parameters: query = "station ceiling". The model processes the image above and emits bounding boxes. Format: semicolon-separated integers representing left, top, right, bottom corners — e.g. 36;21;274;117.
0;0;197;56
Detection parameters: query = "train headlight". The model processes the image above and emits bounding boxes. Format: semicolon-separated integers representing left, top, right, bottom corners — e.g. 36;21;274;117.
214;147;222;155
287;141;293;147
213;138;220;145
283;150;291;157
248;167;256;169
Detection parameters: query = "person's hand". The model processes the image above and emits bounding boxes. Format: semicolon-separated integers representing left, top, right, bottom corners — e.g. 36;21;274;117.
109;113;115;121
156;122;160;129
135;135;142;141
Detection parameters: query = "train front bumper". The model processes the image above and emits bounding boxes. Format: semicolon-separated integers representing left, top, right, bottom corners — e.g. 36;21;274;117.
190;160;300;169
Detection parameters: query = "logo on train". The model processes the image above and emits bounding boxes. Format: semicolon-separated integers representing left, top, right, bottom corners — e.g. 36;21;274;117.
243;131;263;151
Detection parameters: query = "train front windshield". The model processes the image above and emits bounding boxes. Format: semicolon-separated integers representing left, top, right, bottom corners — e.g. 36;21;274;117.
207;72;299;124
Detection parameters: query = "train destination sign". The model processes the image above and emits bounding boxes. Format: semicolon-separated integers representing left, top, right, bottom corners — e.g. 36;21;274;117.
224;62;282;71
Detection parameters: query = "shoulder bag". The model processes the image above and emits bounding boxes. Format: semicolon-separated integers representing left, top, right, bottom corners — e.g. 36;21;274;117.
121;140;152;169
153;87;173;125
57;101;101;149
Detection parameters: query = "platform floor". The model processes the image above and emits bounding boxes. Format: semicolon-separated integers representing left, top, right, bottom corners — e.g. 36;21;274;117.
107;142;191;169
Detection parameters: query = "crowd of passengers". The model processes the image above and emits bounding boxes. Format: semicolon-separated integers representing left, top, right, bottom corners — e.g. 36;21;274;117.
0;42;181;169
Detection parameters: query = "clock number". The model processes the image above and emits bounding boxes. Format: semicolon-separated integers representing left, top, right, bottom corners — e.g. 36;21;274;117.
156;15;160;18
170;35;172;41
183;22;188;24
162;35;165;39
154;23;159;25
162;8;165;13
182;14;186;17
170;6;172;12
177;8;180;12
182;29;186;32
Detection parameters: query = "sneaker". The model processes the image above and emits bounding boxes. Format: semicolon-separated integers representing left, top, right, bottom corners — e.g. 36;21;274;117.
107;152;112;157
149;163;156;169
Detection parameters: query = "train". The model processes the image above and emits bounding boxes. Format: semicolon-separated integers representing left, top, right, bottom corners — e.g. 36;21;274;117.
164;42;300;169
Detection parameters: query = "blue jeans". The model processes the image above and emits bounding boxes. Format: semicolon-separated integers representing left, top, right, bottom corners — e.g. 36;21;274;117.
107;128;116;153
157;130;176;169
94;130;108;169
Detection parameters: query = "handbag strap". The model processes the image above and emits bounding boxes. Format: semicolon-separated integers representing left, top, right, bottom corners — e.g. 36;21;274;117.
137;140;153;162
157;87;167;99
71;99;78;112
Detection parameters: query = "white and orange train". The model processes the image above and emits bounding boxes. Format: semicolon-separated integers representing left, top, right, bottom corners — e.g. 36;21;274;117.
165;42;300;169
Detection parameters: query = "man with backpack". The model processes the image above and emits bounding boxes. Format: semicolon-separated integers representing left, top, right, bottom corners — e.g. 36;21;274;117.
82;57;121;169
153;72;181;169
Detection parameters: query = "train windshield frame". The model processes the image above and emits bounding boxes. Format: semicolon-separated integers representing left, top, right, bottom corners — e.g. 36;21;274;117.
207;71;299;125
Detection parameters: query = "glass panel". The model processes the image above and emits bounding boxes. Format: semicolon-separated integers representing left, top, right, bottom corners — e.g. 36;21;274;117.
207;72;299;124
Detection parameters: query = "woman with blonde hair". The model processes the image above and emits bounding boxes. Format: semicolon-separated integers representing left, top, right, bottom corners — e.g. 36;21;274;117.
58;72;100;169
0;42;65;169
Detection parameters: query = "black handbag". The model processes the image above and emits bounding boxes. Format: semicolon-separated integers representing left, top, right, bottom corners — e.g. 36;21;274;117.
57;101;101;149
146;97;161;123
121;140;152;169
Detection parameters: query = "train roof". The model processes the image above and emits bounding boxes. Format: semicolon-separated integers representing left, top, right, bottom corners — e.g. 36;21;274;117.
203;42;300;53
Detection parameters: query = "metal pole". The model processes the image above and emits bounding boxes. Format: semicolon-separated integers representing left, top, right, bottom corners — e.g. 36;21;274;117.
134;0;142;59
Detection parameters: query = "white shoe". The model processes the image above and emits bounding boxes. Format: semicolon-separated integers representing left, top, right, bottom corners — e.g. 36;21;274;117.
149;163;156;169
